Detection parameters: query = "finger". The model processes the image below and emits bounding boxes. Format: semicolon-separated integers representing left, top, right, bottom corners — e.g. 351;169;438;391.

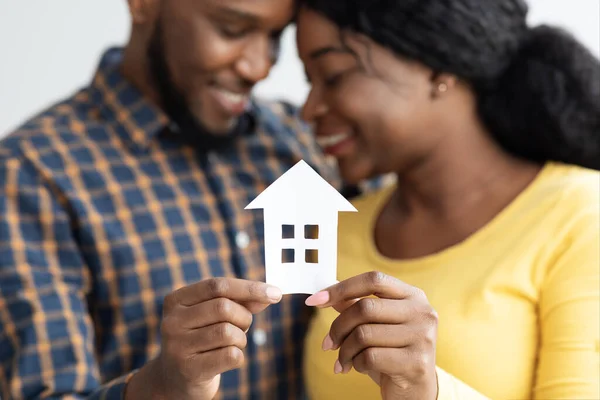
352;347;429;378
239;300;275;315
331;298;360;314
164;278;282;311
181;322;248;354
187;346;245;381
327;298;418;349
337;324;416;373
305;272;423;308
176;298;254;331
304;286;359;313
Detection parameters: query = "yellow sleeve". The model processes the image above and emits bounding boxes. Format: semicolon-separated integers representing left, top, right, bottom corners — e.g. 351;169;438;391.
436;367;491;400
534;209;600;399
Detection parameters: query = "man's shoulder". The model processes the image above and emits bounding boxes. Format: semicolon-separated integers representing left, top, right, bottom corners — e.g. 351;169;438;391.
252;97;302;118
0;88;99;167
253;98;309;132
252;97;307;133
251;97;319;155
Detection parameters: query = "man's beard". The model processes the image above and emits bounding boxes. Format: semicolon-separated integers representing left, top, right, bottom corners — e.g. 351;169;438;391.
146;21;255;151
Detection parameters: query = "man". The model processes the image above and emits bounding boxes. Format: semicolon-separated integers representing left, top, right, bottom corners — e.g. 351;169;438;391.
0;1;379;399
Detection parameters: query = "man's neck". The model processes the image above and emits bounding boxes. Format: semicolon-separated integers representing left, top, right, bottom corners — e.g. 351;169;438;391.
121;41;161;109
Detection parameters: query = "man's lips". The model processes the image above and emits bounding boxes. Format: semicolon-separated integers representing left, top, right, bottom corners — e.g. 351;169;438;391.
209;85;251;116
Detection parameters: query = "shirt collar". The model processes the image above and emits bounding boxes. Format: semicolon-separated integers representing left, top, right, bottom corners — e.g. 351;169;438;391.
88;47;170;152
88;47;258;152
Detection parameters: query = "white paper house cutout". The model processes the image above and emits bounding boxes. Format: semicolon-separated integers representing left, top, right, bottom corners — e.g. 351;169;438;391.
245;160;357;294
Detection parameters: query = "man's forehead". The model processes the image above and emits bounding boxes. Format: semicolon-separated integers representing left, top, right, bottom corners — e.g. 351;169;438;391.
202;0;295;24
203;0;295;15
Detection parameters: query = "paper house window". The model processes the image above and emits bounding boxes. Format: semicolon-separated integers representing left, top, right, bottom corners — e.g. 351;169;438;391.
282;225;294;238
245;160;357;294
304;225;319;239
282;248;295;263
280;224;319;264
305;249;318;263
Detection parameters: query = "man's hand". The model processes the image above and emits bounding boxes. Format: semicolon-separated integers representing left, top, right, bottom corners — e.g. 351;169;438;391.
126;278;282;400
305;272;438;400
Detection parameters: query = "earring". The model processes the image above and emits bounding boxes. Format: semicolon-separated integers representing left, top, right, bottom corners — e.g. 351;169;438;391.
438;82;448;93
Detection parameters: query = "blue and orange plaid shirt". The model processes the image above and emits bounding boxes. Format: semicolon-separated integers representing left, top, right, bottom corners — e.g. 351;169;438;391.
0;48;375;399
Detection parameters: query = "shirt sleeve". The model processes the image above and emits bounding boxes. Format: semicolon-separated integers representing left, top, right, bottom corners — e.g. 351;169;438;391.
533;208;600;399
0;157;135;399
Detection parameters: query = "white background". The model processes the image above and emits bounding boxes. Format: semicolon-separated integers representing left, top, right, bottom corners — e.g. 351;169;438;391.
1;0;598;137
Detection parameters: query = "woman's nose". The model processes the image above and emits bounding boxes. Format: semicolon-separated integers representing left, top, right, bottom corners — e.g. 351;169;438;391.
301;89;329;122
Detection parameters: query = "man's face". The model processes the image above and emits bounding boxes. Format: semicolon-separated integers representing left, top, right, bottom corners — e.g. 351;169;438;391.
147;0;294;134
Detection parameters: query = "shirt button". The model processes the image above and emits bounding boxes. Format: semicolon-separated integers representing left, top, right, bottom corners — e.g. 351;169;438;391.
168;122;180;134
235;231;250;249
252;329;267;347
208;152;218;164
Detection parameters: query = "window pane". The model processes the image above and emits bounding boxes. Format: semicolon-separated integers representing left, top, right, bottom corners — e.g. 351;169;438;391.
282;248;295;263
282;225;294;239
304;225;319;239
305;249;318;263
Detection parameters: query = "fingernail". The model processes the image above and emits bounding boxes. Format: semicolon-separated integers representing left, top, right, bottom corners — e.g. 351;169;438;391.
322;334;334;351
334;360;343;374
266;286;282;301
305;291;330;306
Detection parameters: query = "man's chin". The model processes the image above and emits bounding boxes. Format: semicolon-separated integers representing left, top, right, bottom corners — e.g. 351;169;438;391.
200;117;239;136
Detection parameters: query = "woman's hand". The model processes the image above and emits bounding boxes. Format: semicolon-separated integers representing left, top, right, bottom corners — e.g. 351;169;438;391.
305;271;439;400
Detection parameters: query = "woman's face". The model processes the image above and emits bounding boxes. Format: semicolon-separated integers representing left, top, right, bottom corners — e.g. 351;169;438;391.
297;7;453;184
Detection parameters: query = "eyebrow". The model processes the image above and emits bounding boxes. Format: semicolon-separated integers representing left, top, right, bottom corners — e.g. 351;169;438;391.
214;6;260;23
309;46;350;60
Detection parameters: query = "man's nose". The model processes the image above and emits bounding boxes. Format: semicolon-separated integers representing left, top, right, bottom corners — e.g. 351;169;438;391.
235;36;274;84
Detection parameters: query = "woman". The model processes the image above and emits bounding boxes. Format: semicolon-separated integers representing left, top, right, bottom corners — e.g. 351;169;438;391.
297;0;600;399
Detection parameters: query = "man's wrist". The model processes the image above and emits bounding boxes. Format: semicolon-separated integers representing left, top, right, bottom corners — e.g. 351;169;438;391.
124;357;166;400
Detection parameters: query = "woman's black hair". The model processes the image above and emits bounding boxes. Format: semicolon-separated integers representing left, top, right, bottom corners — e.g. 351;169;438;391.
301;0;600;170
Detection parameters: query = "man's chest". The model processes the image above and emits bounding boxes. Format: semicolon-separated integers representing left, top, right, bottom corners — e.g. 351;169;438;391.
60;145;307;298
38;138;318;390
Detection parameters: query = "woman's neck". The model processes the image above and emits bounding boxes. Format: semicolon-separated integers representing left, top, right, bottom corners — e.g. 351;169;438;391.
393;127;542;223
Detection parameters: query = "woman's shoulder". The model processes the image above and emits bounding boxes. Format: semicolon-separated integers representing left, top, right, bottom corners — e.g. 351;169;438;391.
534;163;599;271
537;162;599;214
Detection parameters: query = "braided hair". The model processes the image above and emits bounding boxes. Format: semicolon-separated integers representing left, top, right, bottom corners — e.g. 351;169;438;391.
300;0;600;170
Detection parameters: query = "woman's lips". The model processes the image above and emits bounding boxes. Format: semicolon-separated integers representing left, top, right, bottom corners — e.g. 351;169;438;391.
316;132;356;156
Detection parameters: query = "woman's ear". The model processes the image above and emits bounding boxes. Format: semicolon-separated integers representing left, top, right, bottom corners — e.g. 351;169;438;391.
430;73;458;99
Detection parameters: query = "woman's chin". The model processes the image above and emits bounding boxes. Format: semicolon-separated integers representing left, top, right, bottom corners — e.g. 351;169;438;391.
338;159;373;186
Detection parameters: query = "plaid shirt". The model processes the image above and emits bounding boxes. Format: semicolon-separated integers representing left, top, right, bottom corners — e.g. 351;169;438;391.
0;47;363;400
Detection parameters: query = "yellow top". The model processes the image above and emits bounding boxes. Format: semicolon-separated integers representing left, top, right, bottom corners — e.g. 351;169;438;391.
304;163;600;400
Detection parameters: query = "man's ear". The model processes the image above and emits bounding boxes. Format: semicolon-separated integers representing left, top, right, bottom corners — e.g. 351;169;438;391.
127;0;159;24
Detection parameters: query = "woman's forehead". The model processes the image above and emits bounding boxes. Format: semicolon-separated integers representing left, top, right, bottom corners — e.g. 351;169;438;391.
296;8;343;58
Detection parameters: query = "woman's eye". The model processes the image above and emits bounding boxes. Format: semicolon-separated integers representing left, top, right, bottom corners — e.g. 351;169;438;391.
219;25;249;39
324;72;345;87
